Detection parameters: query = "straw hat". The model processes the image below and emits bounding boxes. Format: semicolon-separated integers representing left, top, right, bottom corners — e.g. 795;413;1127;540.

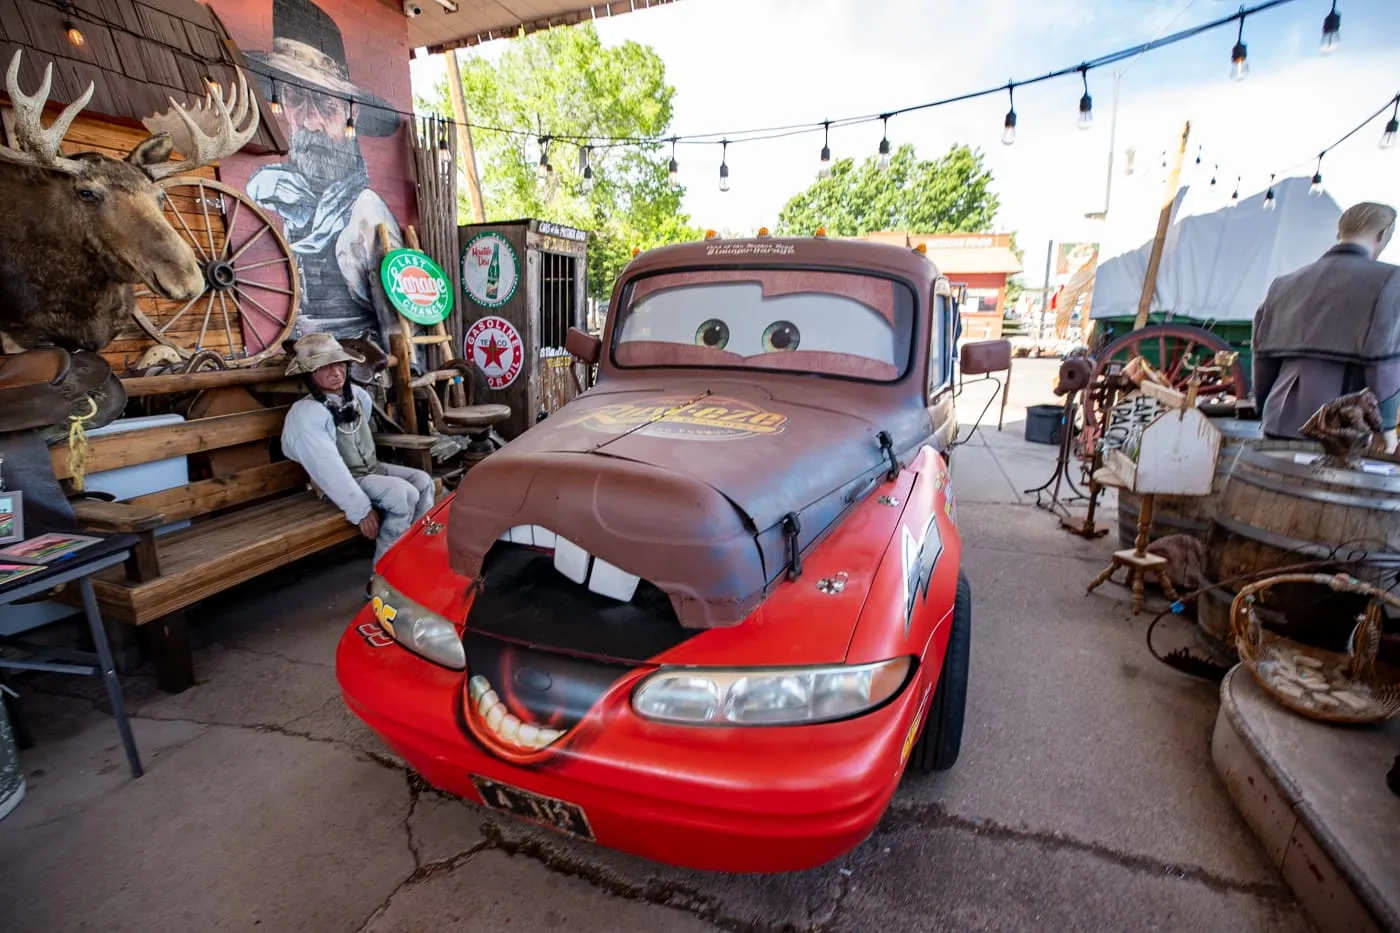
284;332;365;376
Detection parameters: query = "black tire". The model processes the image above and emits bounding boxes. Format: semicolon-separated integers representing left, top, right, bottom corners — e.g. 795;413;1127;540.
906;570;972;774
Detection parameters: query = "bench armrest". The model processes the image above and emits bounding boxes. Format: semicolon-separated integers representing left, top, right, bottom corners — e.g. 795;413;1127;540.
71;499;167;533
373;433;437;451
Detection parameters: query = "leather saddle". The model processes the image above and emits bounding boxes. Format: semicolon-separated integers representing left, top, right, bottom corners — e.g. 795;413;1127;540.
0;347;127;439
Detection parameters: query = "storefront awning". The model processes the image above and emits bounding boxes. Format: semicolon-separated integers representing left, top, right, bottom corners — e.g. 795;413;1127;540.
409;0;682;54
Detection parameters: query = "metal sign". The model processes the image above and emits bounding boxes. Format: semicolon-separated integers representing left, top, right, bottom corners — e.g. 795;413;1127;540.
381;249;453;325
461;232;519;309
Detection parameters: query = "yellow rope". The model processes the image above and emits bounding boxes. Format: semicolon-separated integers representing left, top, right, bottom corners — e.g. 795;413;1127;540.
65;396;99;492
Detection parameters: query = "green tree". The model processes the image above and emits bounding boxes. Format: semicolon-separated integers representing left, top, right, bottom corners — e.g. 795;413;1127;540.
775;143;1001;237
417;25;705;300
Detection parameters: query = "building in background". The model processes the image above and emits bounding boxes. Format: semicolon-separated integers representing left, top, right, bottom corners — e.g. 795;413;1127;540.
844;232;1023;339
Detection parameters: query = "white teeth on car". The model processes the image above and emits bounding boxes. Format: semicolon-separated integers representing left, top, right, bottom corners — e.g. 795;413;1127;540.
496;524;641;603
467;673;568;751
553;535;592;584
588;556;641;602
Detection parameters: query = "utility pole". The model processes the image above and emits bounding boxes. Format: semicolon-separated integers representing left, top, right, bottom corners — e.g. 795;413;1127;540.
1039;239;1054;344
444;49;486;223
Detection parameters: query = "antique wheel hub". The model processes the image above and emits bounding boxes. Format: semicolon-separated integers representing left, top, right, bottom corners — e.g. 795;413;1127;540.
205;259;237;291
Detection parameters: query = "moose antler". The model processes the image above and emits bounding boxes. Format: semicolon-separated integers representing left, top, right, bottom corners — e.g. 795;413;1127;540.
140;67;260;179
1;49;94;175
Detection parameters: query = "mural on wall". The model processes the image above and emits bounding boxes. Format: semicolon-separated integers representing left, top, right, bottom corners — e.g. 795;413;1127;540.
244;0;405;348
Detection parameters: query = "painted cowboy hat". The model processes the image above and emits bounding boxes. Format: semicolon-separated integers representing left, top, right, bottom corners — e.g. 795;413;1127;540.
285;332;366;376
246;0;401;138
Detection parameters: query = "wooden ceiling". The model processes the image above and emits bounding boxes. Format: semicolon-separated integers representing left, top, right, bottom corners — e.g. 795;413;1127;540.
406;0;681;54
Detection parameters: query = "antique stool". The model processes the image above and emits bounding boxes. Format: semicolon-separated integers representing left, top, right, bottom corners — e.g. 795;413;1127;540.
442;404;512;468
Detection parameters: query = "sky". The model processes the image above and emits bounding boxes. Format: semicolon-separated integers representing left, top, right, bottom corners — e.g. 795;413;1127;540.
410;0;1400;283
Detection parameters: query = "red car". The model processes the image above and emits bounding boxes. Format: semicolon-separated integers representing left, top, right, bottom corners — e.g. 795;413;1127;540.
337;233;972;873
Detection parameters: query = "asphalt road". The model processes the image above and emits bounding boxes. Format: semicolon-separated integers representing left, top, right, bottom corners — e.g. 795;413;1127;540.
0;359;1312;931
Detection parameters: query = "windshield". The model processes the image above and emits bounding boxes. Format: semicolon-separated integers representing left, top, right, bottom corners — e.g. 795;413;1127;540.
611;268;916;381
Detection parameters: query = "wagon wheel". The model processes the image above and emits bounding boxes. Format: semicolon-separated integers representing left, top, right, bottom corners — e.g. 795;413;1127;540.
1080;323;1247;456
131;177;300;368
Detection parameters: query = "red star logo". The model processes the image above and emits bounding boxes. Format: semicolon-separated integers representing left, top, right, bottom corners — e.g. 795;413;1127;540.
478;335;508;369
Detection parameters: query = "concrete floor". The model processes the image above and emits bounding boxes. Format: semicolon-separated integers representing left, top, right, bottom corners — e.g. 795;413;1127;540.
0;360;1314;932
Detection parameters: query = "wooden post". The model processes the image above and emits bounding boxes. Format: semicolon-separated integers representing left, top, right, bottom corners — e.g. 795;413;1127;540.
445;49;486;223
1134;121;1190;330
380;223;420;434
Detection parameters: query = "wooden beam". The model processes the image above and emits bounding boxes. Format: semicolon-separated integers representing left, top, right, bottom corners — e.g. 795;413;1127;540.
121;366;291;397
127;460;308;526
50;407;289;480
1134;121;1191;330
444;48;486;223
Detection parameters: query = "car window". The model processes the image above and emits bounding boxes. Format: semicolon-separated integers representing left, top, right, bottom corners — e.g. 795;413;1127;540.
612;269;915;382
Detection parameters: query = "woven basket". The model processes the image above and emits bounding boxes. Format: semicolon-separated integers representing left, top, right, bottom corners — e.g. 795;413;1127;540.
1230;572;1400;724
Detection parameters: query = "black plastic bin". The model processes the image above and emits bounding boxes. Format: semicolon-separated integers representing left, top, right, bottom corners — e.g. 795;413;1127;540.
1024;404;1064;445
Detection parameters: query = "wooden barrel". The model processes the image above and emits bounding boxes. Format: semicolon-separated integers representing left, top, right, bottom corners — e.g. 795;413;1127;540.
1197;439;1400;657
1116;417;1264;549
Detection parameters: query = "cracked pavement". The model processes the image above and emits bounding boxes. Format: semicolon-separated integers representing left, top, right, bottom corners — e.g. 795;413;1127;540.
0;361;1313;931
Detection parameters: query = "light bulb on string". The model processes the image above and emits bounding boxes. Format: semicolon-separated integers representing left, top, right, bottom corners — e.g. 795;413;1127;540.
1195;145;1202;166
1310;155;1325;196
536;136;552;181
1230;177;1241;206
1320;0;1341;54
1077;66;1093;130
1210;163;1218;186
1263;173;1277;211
719;140;730;193
819;121;832;178
437;137;451;169
1231;12;1249;81
877;115;892;171
344;101;356;141
581;146;594;193
64;19;85;47
1383;98;1399;149
1001;83;1017;146
668;138;680;190
269;81;282;116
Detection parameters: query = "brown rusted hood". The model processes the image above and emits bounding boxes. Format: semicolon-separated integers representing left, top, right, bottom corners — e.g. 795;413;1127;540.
447;373;934;627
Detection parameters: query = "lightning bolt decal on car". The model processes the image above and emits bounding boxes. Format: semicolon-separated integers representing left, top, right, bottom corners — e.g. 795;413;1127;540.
901;512;941;634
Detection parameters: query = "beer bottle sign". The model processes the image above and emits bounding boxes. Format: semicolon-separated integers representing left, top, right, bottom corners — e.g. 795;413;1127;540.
462;232;519;309
380;249;454;325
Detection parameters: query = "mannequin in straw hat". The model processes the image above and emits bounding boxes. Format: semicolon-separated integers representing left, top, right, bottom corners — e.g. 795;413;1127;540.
281;334;434;572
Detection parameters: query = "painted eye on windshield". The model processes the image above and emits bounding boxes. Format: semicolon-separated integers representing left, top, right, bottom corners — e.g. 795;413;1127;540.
761;321;800;352
694;319;730;349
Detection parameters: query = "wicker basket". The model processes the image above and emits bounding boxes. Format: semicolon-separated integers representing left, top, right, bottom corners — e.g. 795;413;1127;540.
1230;572;1400;724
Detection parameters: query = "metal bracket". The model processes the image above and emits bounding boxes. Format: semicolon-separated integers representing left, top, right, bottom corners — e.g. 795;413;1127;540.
782;512;803;581
877;430;899;480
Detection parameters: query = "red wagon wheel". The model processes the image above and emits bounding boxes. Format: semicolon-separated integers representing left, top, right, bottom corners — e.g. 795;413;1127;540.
1081;323;1248;453
131;177;300;367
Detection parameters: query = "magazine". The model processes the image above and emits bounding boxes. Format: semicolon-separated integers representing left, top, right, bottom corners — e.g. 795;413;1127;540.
0;562;46;586
0;532;103;565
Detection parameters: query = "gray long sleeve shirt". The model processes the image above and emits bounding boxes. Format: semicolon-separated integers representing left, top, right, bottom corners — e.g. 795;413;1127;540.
281;385;377;525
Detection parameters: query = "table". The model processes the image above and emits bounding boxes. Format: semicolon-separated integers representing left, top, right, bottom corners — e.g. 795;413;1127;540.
0;533;143;778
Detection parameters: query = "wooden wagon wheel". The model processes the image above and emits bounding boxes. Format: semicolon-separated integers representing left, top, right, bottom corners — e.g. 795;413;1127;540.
130;177;301;367
1080;323;1248;454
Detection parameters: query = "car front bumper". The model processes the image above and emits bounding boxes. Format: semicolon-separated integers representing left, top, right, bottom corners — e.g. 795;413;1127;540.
335;603;932;874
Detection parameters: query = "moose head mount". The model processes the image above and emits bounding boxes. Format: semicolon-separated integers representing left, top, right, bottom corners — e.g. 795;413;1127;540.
0;49;260;354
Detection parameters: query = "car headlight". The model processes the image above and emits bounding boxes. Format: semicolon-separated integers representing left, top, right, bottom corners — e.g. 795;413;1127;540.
632;657;912;726
368;575;465;670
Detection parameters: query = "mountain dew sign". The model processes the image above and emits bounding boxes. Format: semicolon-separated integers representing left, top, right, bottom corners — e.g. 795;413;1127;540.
462;232;519;309
381;249;454;325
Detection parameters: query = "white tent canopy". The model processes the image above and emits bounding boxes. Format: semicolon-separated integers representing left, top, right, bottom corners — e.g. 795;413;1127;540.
1090;174;1343;323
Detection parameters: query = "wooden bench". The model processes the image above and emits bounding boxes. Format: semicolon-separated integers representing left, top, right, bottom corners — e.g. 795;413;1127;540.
53;400;438;693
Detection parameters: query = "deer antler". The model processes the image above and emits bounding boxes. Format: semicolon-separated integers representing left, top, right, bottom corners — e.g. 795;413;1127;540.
141;67;260;180
1;49;93;175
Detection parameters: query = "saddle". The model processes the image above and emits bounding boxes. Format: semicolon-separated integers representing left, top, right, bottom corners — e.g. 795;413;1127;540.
0;347;127;438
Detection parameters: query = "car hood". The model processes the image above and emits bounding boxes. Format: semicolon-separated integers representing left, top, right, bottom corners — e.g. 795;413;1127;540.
447;373;934;628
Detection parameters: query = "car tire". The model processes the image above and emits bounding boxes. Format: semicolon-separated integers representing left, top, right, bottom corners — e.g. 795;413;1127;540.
907;570;971;774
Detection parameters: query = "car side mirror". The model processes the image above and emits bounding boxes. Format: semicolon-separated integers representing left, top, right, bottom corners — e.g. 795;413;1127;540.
565;326;602;365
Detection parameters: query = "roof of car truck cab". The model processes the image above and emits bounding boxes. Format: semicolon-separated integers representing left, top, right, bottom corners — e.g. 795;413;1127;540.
617;235;947;289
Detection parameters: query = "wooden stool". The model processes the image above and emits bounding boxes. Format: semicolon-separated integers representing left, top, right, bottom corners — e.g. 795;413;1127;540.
1086;491;1180;614
443;403;512;467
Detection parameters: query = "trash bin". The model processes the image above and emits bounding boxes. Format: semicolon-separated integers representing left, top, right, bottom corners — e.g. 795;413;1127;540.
1025;404;1065;445
0;692;24;822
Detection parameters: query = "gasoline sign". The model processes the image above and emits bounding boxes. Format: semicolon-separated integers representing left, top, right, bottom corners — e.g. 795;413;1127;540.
465;315;525;389
461;232;519;309
381;249;453;325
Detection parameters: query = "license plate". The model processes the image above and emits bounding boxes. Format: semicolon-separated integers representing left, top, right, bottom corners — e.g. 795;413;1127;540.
470;775;595;841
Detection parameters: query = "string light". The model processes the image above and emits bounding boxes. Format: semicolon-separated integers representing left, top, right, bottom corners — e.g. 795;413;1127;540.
1195;145;1203;165
1077;66;1093;130
536;136;551;180
1210;163;1218;186
1383;97;1399;149
437;137;451;168
719;139;730;192
269;80;282;116
819;121;832;177
1263;172;1277;210
64;19;85;47
344;101;356;141
581;146;594;193
1320;0;1341;54
1309;154;1326;195
1001;83;1017;146
1231;176;1241;204
877;115;892;170
1231;11;1250;81
668;137;680;189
